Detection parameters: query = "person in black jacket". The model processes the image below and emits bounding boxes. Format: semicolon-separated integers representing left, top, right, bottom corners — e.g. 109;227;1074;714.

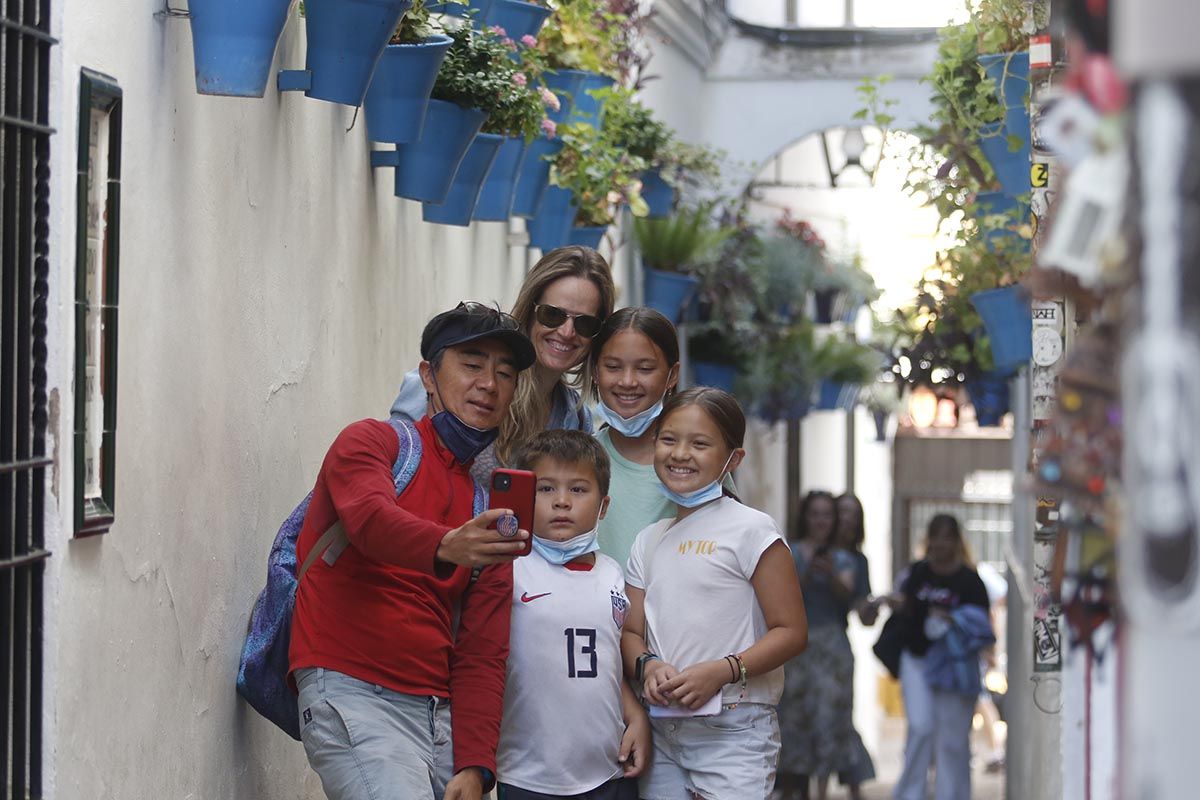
890;514;989;800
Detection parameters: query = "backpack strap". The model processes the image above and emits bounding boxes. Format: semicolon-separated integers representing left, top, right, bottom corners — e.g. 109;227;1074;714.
303;419;424;577
298;522;346;583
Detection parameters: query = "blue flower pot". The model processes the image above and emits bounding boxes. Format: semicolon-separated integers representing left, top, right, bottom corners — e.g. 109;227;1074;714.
692;362;737;393
542;69;585;124
527;186;578;251
975;191;1031;253
189;0;292;97
394;100;489;203
363;36;453;143
977;51;1030;198
511;137;562;218
815;380;859;411
474;137;528;221
971;285;1032;372
568;225;607;249
484;0;552;42
570;71;615;128
981;51;1030;136
428;0;489;19
643;266;699;323
543;69;613;129
282;0;411;106
966;372;1011;427
422;133;505;226
640;169;674;218
977;127;1030;200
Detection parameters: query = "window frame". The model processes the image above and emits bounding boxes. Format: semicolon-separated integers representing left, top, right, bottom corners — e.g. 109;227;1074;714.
73;69;122;538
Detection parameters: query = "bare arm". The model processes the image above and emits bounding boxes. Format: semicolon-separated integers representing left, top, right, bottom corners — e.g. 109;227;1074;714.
620;585;679;707
739;540;808;677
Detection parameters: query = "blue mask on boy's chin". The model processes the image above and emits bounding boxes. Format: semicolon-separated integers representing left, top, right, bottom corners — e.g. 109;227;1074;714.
595;394;665;438
657;453;735;509
430;410;498;464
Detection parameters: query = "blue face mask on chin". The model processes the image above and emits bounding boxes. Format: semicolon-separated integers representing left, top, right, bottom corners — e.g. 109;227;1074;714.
657;452;735;509
431;411;498;464
596;394;666;438
428;373;499;464
532;504;606;566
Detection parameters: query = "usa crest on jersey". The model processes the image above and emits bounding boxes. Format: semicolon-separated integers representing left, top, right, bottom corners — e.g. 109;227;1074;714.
611;589;629;630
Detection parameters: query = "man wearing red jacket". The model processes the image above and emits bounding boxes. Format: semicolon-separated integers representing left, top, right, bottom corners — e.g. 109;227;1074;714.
289;303;536;800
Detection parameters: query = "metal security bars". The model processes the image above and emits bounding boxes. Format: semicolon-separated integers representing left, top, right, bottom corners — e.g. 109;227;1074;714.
0;0;54;797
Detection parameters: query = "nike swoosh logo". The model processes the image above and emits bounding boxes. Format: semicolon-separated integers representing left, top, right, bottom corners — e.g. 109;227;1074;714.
521;592;552;603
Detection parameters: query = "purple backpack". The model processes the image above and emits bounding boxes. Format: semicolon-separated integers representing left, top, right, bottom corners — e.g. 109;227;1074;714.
235;418;486;739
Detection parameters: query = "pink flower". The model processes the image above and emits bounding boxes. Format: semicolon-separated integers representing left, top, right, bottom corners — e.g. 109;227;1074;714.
489;25;508;36
540;87;561;112
520;34;538;47
502;37;515;48
513;72;528;87
541;118;557;138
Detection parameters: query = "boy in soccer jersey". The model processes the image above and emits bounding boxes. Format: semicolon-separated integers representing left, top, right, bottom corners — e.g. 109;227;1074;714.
496;430;650;800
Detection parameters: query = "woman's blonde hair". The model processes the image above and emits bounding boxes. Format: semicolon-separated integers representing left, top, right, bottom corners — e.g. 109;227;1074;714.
496;246;615;464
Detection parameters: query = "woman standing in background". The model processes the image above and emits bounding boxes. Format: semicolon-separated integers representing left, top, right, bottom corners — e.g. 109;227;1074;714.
777;491;858;800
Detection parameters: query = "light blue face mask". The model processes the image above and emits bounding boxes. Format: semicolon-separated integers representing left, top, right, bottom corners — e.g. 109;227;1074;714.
657;453;735;509
596;393;665;438
531;504;607;566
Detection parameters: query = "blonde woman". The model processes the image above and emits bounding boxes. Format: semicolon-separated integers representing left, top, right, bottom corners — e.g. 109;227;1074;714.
390;246;616;484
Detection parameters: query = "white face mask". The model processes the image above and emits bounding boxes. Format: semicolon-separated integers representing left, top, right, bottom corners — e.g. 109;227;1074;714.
657;452;735;508
531;502;607;565
595;393;666;438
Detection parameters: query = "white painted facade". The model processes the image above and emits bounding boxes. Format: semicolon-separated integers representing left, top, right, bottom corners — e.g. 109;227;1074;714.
45;4;537;797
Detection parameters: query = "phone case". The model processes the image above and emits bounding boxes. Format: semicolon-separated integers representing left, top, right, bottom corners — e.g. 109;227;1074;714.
488;468;536;556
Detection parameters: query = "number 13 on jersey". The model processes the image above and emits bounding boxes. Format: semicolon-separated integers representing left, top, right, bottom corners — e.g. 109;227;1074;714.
564;628;597;678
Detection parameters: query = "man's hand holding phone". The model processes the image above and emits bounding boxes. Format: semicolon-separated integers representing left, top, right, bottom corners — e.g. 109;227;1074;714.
436;508;529;567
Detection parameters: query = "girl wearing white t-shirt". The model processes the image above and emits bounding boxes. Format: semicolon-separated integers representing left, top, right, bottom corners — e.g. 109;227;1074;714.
621;388;809;800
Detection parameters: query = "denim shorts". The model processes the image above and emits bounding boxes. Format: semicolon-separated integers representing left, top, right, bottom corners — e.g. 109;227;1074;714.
296;667;453;800
638;704;780;800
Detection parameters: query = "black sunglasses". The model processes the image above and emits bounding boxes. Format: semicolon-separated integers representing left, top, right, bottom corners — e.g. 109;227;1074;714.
534;303;603;339
457;301;521;331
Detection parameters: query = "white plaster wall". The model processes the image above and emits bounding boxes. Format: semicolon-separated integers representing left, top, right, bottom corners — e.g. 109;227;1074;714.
45;2;530;797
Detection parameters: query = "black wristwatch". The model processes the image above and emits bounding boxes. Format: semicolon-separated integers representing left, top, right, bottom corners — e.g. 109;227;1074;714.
635;652;660;682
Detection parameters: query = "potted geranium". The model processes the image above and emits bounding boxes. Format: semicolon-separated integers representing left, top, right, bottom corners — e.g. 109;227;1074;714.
424;30;551;225
390;25;516;204
633;205;734;321
482;0;552;42
363;2;455;144
528;119;647;250
278;0;412;106
474;36;559;221
738;321;818;423
600;88;676;216
810;334;880;411
536;0;620;127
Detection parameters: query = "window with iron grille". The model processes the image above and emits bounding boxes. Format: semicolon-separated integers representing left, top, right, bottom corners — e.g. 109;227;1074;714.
74;69;120;538
0;0;54;795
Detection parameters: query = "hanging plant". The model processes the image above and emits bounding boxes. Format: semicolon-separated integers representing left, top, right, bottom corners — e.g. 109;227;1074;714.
430;24;549;139
548;120;648;226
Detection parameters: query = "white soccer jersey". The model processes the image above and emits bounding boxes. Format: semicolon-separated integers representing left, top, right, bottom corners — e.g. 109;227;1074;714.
496;551;629;795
